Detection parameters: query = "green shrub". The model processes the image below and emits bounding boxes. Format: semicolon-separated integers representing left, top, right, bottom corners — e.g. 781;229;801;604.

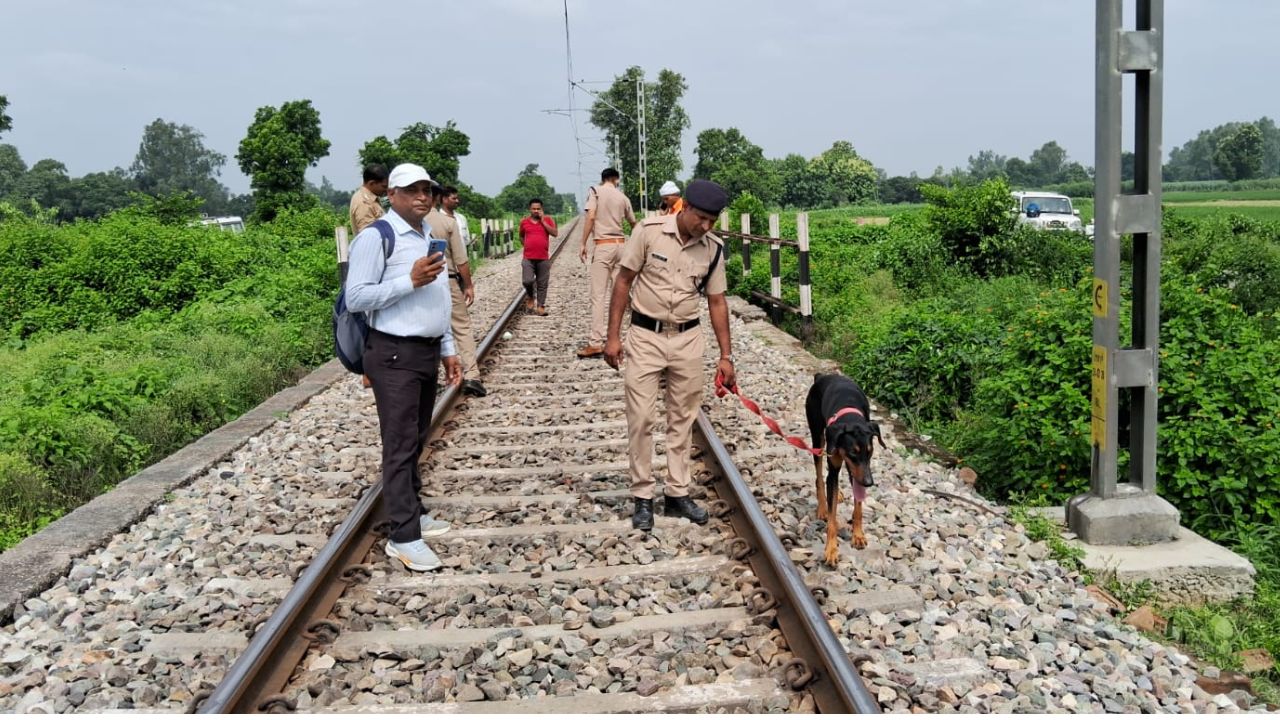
920;178;1017;275
728;192;767;235
944;281;1095;500
0;204;343;548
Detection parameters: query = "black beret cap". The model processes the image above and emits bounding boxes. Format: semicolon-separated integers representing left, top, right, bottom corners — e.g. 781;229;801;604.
684;179;729;215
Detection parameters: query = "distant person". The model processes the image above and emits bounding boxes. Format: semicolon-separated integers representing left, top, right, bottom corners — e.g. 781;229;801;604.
345;163;460;572
605;179;733;531
440;185;470;249
519;198;558;315
427;185;485;397
578;167;636;359
349;163;389;234
658;180;683;215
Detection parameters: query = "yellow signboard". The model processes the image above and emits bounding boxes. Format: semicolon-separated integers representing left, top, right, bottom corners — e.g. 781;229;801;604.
1093;278;1108;318
1091;345;1107;449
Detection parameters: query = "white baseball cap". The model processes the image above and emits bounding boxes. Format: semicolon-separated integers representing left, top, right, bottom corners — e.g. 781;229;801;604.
388;163;433;189
659;180;681;196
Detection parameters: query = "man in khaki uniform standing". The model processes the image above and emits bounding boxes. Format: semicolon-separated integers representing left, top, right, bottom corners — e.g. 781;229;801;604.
349;164;388;234
578;167;636;358
427;186;486;397
604;179;735;530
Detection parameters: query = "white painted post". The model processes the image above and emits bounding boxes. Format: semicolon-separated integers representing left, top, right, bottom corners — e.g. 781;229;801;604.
798;212;813;321
335;226;350;284
769;213;782;302
740;213;752;275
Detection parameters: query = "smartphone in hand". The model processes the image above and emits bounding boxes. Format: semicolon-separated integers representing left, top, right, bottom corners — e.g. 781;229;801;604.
428;238;448;260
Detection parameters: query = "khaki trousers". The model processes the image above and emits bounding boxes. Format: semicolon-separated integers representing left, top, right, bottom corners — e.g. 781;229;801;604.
449;280;480;381
588;240;625;346
624;324;705;499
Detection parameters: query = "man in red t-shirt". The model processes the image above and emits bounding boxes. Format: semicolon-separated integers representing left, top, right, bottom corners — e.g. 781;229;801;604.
519;198;558;315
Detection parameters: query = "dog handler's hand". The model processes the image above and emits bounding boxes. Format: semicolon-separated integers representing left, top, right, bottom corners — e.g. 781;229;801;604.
716;357;736;392
443;355;463;387
604;338;624;370
579;244;589;264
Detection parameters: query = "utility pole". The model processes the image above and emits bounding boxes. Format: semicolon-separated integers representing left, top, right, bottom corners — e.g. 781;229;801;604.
636;77;649;213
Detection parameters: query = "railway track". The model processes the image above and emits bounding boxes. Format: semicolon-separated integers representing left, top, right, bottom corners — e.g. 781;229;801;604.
197;218;878;714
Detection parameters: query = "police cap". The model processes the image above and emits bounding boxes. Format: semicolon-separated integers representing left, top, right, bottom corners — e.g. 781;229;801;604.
684;179;728;216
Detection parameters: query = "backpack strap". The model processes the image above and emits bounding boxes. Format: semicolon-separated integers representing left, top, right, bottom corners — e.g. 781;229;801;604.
697;241;723;296
365;219;397;328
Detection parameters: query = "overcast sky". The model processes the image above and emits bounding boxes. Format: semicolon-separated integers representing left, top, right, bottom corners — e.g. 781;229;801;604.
2;1;1277;201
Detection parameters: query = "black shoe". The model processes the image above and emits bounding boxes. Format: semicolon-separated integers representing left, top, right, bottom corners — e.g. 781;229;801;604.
663;494;709;524
462;379;487;397
632;498;654;531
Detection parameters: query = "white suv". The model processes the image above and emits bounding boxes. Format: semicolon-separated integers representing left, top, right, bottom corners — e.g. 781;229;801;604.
1011;192;1087;235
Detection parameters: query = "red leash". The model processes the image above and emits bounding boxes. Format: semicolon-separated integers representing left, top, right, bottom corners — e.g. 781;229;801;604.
715;372;823;457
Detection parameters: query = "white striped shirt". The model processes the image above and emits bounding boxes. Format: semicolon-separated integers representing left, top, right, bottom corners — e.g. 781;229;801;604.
344;209;456;357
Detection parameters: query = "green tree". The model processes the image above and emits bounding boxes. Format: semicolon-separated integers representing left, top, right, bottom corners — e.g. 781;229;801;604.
60;170;136;221
1213;123;1264;181
357;121;471;185
130;119;229;207
307;176;349;213
773;153;826;208
966;150;1008;181
693;128;779;205
236;99;330;221
495;163;563;214
588;66;689;209
809;141;878;206
1004;157;1033;187
12;159;70;210
1258;116;1280;177
0;144;26;199
0;95;11;138
878;175;925;204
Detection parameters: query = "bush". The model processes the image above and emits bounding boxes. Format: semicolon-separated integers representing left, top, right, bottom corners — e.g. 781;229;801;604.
0;204;343;549
920;178;1017;276
728;192;767;235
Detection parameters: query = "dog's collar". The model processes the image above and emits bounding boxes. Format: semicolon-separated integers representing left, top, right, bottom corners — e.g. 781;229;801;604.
827;407;864;425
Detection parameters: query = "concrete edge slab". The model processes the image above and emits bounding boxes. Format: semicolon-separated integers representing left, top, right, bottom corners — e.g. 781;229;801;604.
0;359;349;624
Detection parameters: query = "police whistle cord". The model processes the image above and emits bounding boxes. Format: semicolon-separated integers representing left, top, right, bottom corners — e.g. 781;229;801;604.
714;372;822;457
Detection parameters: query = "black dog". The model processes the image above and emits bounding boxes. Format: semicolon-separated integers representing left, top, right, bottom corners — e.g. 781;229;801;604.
805;373;884;565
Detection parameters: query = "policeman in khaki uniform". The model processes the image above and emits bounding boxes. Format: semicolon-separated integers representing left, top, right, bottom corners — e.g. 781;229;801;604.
426;190;486;397
578;167;637;358
604;179;736;530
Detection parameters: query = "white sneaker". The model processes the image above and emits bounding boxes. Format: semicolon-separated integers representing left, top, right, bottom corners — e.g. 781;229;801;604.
386;539;442;572
420;515;451;538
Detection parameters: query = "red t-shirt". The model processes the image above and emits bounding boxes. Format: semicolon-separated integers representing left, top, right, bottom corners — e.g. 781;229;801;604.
520;215;556;260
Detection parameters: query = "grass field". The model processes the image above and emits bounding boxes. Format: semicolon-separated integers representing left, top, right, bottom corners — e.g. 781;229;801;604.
1164;189;1280;203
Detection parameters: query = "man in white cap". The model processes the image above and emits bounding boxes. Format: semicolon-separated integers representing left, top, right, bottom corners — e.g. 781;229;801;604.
346;163;462;572
658;180;683;216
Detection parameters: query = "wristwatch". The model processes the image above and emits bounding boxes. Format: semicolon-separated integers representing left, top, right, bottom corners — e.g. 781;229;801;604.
720;355;734;364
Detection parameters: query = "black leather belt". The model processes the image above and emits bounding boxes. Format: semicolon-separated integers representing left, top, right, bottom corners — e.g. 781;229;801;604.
631;310;699;334
370;328;442;345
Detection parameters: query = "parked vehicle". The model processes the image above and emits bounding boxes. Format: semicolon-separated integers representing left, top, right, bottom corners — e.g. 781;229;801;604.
198;215;245;233
1011;191;1088;236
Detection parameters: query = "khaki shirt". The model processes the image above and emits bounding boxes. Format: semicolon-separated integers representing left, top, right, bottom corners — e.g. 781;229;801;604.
425;208;468;270
584;182;637;239
349;186;383;234
618;215;727;324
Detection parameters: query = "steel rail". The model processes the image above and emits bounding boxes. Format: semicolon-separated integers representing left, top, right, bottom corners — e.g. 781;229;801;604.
695;411;880;714
198;217;579;714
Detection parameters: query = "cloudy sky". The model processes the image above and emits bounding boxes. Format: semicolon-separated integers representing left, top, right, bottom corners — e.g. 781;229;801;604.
1;1;1277;200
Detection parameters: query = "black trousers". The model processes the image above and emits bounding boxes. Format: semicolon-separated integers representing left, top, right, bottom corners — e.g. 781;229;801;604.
364;329;441;543
522;258;551;307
